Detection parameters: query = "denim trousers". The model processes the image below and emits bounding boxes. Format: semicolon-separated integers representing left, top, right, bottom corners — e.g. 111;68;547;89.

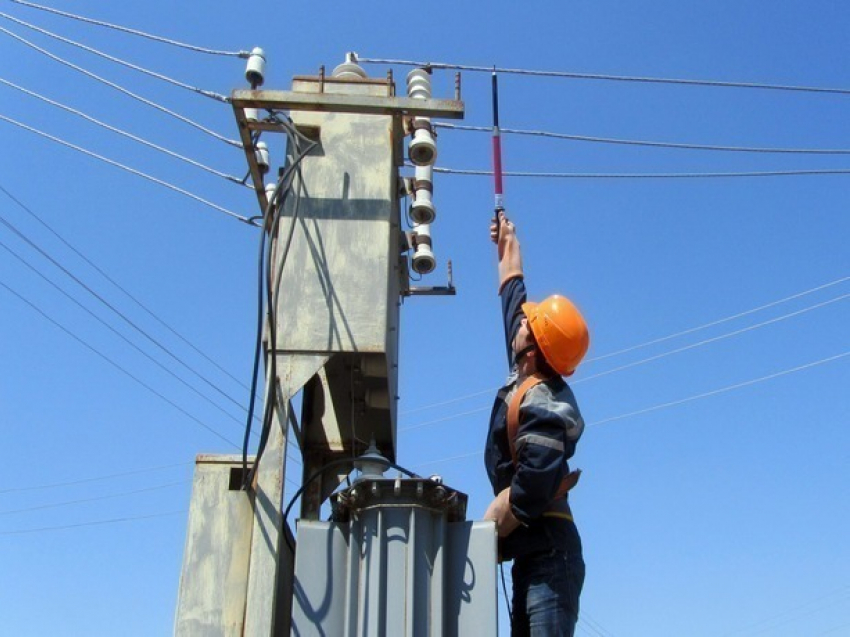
510;549;585;637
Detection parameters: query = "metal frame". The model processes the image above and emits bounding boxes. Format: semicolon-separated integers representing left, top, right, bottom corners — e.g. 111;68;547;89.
231;87;464;215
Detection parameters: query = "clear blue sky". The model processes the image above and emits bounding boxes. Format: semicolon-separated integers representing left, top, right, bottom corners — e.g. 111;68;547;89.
1;1;848;635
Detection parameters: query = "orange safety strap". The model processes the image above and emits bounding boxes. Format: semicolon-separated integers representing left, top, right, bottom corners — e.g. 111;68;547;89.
507;373;550;465
506;373;581;498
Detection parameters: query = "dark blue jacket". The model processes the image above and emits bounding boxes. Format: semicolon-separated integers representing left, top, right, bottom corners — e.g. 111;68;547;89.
484;277;584;560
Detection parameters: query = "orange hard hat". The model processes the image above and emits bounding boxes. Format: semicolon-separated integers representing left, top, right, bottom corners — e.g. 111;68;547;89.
522;295;590;376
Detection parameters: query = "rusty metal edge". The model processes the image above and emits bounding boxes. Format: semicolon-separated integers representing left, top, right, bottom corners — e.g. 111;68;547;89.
232;101;269;218
231;90;465;119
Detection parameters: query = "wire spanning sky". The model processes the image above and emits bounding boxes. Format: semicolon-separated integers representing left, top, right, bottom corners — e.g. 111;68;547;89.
1;2;848;636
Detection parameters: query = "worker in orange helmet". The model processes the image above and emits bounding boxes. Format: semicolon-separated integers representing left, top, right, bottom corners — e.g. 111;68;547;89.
484;211;589;636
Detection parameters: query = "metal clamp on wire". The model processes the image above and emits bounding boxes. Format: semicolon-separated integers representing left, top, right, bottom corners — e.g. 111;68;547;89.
412;119;433;134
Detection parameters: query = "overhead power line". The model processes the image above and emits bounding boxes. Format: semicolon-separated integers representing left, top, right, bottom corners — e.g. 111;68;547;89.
0;113;253;224
400;276;850;417
0;78;247;186
0;237;251;427
724;584;850;637
0;184;255;393
0;209;257;416
590;350;850;427
432;166;850;180
400;387;493;416
413;449;486;469
579;612;617;637
412;349;850;467
0;26;241;147
0;509;186;535
586;276;850;364
0;461;191;495
9;0;249;57
0;480;187;516
402;291;848;433
0;279;240;448
435;122;850;156
403;406;492;433
356;56;850;97
0;12;230;102
574;293;850;385
0;457;299;501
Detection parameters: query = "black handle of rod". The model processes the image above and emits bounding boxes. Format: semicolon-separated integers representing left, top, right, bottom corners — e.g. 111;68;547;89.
491;71;500;128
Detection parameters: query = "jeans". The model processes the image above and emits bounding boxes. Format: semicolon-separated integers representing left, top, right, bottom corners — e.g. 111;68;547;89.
510;549;585;637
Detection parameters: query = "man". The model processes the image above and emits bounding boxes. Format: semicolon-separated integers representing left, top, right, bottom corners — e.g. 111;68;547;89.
484;211;589;636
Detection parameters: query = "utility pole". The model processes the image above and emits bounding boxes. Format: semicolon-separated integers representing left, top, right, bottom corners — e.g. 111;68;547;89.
174;53;497;636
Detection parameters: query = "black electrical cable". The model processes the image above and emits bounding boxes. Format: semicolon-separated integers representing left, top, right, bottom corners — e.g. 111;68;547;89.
252;122;315;480
281;457;421;554
265;126;316;336
242;117;318;489
255;128;306;442
281;458;354;553
500;562;514;629
241;169;287;488
242;160;298;486
245;121;310;467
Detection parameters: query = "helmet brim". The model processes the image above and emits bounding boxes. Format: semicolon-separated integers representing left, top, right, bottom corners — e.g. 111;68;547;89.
521;301;537;321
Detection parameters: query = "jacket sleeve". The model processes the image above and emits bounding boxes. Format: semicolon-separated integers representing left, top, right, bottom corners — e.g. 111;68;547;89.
508;384;582;524
500;277;527;369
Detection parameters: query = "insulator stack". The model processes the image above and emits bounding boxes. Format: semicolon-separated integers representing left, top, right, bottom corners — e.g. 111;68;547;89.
406;69;437;166
407;68;438;274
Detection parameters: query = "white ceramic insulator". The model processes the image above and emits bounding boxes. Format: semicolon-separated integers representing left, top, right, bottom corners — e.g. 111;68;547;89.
255;141;270;174
245;108;259;123
414;223;432;240
245;47;266;87
415;164;433;182
406;68;432;99
411;192;435;225
333;52;367;79
359;460;386;478
265;182;277;206
412;223;435;274
407;67;438;253
409;123;437;166
407;68;437;166
411;164;436;224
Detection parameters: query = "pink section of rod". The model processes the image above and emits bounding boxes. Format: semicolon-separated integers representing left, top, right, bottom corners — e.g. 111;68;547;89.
492;133;504;207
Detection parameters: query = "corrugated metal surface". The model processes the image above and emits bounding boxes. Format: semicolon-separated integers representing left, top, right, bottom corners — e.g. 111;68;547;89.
291;480;497;636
